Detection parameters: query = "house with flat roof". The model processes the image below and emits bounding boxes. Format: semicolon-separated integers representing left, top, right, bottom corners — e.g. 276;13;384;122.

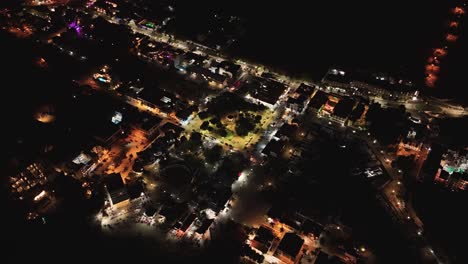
244;77;288;108
188;65;228;87
251;226;275;253
262;139;286;158
103;173;129;207
132;112;162;137
274;232;304;264
179;213;197;233
313;251;346;264
287;83;316;113
308;91;329;112
196;218;214;235
330;97;355;125
321;68;351;94
274;123;299;141
138;88;177;113
209;60;241;80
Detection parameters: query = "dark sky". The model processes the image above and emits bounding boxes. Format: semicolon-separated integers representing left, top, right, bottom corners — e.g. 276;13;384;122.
178;1;467;100
1;0;466;99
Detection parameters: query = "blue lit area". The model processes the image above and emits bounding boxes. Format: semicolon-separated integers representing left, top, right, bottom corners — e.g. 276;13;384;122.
111;111;123;124
98;77;109;83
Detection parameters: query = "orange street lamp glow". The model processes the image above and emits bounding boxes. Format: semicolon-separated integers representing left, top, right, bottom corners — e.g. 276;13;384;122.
446;34;458;42
453;7;465;15
449;21;459;28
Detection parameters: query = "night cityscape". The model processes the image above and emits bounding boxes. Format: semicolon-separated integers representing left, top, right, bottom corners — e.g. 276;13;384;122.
2;1;468;263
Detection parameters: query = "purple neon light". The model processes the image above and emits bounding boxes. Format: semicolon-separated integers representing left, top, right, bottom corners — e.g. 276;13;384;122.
69;21;83;36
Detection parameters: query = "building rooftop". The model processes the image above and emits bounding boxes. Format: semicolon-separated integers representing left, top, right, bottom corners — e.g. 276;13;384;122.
145;205;158;217
138;87;177;112
104;174;129;205
296;83;315;96
196;218;214;234
302;219;324;236
216;60;241;76
160;122;184;135
333;98;355;118
262;139;286;157
314;251;345;264
126;180;144;199
139;114;163;132
180;213;197;232
253;226;275;252
322;95;340;114
309;90;329;109
286;95;309;112
183;52;208;66
189;65;228;83
349;103;366;121
175;107;195;121
245;77;287;106
208;60;241;79
353;70;415;93
93;122;122;143
275;123;298;140
450;171;468;181
323;68;351;84
159;203;186;224
277;232;304;259
103;173;125;192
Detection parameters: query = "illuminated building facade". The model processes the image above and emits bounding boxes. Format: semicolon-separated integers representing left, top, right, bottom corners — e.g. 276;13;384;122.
397;140;423;158
104;173;130;207
433;149;468;191
10;162;48;201
440;149;468;175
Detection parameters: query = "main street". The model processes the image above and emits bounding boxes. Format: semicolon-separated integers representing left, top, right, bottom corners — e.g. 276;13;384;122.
91;11;468;120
